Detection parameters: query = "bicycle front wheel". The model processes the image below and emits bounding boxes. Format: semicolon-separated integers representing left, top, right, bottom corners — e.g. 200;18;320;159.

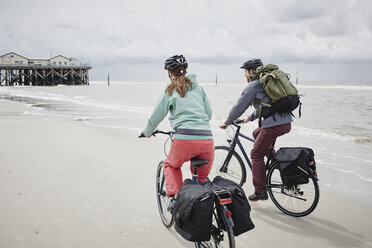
156;161;175;227
209;146;246;186
194;207;235;248
267;163;320;217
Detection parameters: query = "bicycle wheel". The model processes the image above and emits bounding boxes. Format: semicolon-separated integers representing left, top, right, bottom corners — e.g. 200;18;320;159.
194;207;235;248
163;136;172;157
267;163;320;217
210;146;246;186
156;161;175;227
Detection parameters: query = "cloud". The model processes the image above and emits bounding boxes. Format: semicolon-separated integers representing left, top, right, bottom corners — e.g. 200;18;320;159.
273;0;329;22
1;0;372;82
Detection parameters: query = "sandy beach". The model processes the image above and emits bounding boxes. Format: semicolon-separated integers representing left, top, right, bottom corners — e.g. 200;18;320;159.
1;100;372;248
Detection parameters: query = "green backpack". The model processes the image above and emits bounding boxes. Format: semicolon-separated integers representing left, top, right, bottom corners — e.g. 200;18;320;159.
255;64;301;124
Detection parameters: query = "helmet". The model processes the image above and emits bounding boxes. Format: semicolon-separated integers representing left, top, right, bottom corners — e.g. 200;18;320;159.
240;58;263;70
164;55;188;72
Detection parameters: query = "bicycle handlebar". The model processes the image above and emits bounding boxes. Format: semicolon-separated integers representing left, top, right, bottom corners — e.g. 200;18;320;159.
232;119;244;127
138;129;175;138
153;130;174;136
142;120;243;138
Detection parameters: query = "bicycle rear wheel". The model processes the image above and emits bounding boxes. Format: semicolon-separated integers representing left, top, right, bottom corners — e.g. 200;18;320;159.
156;161;175;227
267;163;320;217
194;206;235;248
209;146;246;186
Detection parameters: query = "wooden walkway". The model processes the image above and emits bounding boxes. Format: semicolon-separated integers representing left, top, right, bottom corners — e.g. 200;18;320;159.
0;64;92;86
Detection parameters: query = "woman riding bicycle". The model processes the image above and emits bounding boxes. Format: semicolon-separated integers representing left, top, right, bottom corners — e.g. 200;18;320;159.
220;58;292;202
140;55;214;199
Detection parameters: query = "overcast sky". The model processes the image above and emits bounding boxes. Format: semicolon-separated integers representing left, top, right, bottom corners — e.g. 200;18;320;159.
1;0;372;83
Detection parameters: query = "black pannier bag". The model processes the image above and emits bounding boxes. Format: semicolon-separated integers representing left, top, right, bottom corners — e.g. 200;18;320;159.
212;176;255;236
173;179;215;242
275;147;316;186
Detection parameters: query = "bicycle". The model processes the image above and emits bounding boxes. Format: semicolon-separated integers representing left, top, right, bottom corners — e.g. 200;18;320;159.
150;130;236;248
209;120;320;217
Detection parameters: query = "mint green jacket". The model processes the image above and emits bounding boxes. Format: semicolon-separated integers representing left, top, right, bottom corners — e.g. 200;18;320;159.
143;74;213;140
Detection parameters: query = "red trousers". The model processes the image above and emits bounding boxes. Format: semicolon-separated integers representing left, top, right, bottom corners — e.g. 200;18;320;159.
251;123;291;193
164;139;214;196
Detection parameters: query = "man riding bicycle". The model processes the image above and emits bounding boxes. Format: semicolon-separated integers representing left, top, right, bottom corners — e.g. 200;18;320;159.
220;58;292;202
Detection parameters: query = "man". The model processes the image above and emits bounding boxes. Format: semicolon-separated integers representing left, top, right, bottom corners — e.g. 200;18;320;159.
220;58;292;201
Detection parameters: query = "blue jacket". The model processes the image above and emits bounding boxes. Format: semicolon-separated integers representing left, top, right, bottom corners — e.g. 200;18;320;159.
143;74;213;140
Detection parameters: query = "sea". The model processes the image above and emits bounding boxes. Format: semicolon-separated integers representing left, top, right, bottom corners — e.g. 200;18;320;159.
1;80;372;202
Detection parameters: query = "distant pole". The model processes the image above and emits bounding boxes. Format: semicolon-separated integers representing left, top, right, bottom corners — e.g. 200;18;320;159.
108;73;110;86
215;70;218;85
296;70;298;85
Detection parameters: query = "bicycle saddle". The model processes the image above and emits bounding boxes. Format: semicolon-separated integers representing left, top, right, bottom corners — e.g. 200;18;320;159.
190;158;209;168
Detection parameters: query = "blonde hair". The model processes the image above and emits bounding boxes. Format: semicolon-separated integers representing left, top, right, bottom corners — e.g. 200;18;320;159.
165;68;192;97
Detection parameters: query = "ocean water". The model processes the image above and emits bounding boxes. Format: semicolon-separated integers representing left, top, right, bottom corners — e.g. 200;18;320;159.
1;81;372;201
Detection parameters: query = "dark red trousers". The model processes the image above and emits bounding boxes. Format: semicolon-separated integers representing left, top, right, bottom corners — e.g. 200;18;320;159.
251;123;291;193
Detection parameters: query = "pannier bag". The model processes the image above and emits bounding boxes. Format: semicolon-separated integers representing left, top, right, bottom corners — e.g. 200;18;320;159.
173;179;215;242
212;176;255;236
275;147;316;186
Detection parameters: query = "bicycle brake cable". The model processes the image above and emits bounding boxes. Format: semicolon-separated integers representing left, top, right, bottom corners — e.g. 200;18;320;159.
226;125;235;140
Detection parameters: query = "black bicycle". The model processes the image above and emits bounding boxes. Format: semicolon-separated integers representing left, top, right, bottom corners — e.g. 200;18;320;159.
209;120;320;217
151;130;236;248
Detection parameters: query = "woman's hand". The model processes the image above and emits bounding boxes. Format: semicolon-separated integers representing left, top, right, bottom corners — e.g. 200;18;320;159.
243;118;250;124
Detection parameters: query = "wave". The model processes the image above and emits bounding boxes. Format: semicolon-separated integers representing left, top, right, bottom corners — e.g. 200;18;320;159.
330;153;372;164
91;80;245;87
297;85;372;91
319;160;372;183
0;88;152;115
90;81;166;85
295;126;355;141
294;126;372;144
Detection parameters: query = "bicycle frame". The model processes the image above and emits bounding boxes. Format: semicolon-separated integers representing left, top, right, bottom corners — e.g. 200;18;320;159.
156;130;207;191
152;130;240;244
224;124;254;171
221;123;276;173
216;122;320;217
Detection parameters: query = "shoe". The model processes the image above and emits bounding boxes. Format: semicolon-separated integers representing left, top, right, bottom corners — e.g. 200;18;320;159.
248;191;268;202
167;197;176;213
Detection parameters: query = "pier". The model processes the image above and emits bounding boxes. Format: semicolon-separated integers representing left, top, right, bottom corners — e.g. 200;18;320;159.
0;65;91;86
0;52;92;86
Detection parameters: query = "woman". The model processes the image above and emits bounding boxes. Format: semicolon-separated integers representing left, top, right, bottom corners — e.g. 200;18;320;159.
141;55;214;198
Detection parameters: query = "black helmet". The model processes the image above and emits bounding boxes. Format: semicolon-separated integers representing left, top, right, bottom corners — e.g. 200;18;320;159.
240;58;263;70
164;55;188;72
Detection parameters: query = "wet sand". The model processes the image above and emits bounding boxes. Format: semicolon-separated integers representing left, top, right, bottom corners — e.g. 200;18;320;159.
0;100;371;248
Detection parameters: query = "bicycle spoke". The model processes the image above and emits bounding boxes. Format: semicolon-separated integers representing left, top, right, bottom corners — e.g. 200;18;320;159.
267;164;319;217
156;161;174;227
196;207;234;248
211;146;246;186
224;169;242;180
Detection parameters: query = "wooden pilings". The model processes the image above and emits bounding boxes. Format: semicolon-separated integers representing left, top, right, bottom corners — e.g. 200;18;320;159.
0;65;91;86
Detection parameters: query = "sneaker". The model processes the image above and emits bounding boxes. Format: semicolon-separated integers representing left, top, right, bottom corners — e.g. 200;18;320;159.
167;197;176;213
248;191;268;202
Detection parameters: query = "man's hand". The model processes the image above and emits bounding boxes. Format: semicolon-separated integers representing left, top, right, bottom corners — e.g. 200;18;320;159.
243;118;250;124
220;123;228;129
